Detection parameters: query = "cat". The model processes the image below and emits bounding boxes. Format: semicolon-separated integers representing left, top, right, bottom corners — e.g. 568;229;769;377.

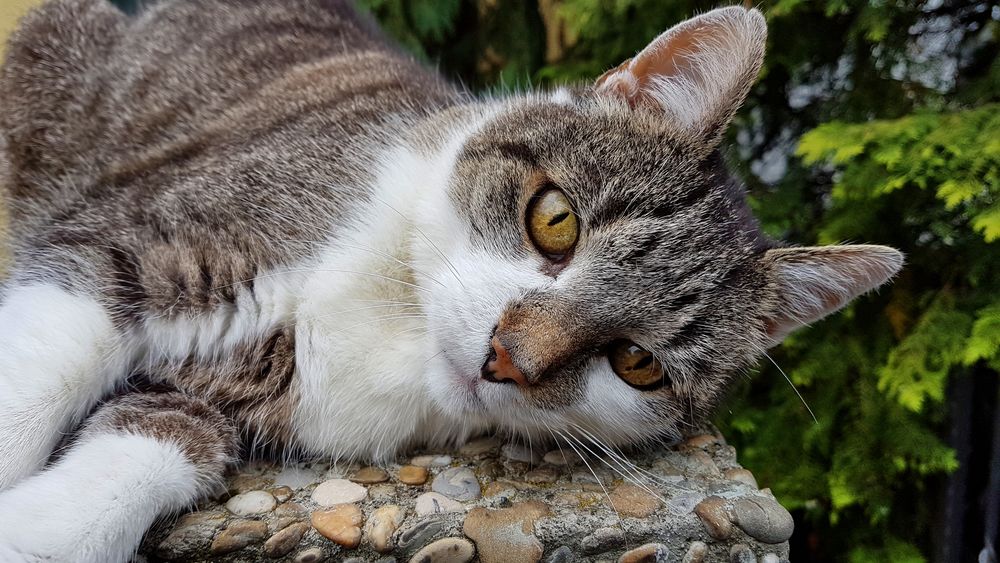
0;0;902;561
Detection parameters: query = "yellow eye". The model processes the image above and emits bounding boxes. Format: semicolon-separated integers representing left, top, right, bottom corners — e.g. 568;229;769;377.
526;188;578;259
608;339;666;389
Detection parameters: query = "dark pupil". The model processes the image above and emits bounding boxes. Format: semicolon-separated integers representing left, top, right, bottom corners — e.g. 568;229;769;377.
547;212;570;227
630;354;653;371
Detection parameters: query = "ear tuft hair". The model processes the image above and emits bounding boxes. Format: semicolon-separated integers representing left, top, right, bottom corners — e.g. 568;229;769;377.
762;245;904;343
596;6;767;154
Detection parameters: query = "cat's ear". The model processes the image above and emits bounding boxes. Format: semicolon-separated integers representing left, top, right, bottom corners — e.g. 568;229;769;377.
762;245;904;344
595;6;766;154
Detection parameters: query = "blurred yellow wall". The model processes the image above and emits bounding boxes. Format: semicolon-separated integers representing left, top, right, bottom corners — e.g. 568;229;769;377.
1;0;42;58
0;0;32;273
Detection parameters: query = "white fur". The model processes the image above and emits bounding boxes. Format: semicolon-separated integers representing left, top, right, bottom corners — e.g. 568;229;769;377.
0;433;201;563
0;285;127;490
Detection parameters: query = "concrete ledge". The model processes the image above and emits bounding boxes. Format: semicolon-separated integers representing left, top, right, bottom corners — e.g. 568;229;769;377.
138;431;791;562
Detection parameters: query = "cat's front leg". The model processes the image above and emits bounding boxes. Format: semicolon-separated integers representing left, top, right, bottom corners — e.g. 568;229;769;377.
0;284;130;490
0;391;237;563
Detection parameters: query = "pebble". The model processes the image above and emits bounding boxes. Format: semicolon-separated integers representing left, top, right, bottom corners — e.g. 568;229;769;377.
581;526;625;554
155;512;226;559
542;450;578;466
274;466;321;490
681;541;708;563
730;496;794;544
432;467;481;501
545;545;575;563
311;504;364;548
606;484;661;518
694;496;733;540
275;501;308;517
524;466;559;484
225;490;276;516
411;455;452;467
408;537;476;563
270;485;294;503
293;546;327;563
397;519;448;550
477;459;504;479
460;437;500;456
723;468;759;489
398;465;429;485
761;555;781;563
618;543;670;563
730;544;758;563
682;434;722;450
351;466;390;484
502;443;541;464
462;501;550;563
262;522;309;558
230;474;273;493
414;492;465;516
269;517;300;535
363;505;405;553
210;520;268;555
311;479;367;506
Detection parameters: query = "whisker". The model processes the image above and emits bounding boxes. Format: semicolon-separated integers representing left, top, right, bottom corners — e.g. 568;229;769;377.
763;351;818;424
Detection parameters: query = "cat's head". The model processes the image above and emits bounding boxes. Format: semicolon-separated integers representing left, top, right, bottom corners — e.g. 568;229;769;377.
411;6;902;447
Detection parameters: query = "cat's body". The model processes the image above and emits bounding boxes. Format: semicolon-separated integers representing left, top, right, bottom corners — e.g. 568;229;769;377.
0;1;902;561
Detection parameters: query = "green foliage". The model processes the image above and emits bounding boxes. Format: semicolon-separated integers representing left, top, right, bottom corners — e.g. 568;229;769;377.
357;0;998;559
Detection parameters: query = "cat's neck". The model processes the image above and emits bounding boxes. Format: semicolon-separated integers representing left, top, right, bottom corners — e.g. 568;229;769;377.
287;101;501;460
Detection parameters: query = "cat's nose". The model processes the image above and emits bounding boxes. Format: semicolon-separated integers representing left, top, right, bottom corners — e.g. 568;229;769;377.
481;336;530;387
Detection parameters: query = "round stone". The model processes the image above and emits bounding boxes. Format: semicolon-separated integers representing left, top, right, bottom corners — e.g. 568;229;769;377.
411;455;452;467
524;466;559;484
263;522;309;558
311;479;367;506
210;520;268;555
682;434;722;450
431;467;481;501
542;450;578;466
351;466;389;484
270;486;295;504
619;542;670;563
694;496;733;540
414;492;465;516
293;546;327;563
606;484;661;518
463;501;550;563
459;437;500;456
730;496;794;544
363;504;405;553
408;537;475;563
502;443;541;464
225;490;277;516
723;468;759;489
681;541;708;563
730;544;758;563
398;465;429;485
311;504;364;548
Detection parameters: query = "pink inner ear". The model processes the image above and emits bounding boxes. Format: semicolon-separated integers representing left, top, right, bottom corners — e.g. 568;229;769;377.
595;21;711;107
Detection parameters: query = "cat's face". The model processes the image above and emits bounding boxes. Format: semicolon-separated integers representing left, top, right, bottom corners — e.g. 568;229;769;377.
413;7;902;447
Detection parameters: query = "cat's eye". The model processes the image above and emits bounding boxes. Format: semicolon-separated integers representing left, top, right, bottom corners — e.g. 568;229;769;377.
526;188;578;260
608;339;667;389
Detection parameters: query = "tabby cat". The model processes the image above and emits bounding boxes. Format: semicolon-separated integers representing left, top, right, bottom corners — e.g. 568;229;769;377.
0;0;901;560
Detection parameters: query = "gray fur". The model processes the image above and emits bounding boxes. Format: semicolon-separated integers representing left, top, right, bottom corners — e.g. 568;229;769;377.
1;0;901;495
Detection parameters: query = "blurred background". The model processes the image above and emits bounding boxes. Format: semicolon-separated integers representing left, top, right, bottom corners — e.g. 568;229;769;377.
3;0;999;561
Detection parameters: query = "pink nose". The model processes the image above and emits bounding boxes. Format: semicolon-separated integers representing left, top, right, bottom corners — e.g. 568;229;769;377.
481;336;530;387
